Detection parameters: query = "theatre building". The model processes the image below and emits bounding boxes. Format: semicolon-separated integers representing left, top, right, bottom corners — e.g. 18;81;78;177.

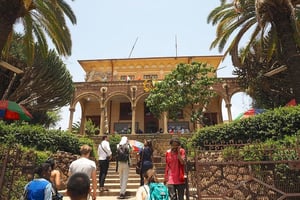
68;56;240;135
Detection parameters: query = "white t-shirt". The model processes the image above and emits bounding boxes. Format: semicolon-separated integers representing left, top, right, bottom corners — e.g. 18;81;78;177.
136;184;149;200
69;157;96;178
98;140;112;160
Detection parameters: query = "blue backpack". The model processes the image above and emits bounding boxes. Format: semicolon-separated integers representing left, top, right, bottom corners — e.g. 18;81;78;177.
23;179;49;200
149;183;169;200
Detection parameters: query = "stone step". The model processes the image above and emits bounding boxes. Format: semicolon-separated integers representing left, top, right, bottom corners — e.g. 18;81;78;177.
60;188;138;197
60;163;166;197
101;177;164;184
105;168;165;174
108;162;166;168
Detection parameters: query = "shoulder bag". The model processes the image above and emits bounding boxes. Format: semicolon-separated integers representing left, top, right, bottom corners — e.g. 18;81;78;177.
100;142;110;160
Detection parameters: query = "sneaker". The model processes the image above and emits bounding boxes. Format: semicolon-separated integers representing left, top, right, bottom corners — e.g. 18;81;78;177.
119;194;125;199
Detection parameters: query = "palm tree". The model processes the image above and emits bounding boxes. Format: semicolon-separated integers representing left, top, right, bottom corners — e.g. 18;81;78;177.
234;39;292;108
0;0;76;65
208;0;300;103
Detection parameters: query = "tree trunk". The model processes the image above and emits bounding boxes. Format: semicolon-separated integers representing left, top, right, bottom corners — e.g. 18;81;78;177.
272;7;300;104
1;73;16;100
0;0;23;54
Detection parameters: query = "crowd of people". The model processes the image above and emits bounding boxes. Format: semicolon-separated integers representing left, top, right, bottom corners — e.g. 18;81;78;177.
21;136;186;200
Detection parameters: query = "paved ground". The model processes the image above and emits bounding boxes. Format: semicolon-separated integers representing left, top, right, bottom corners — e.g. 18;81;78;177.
63;196;136;200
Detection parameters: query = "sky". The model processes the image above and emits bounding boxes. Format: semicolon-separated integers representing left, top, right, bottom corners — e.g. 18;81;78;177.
57;0;252;130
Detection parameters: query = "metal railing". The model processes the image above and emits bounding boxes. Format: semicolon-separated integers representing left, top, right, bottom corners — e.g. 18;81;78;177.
186;141;300;200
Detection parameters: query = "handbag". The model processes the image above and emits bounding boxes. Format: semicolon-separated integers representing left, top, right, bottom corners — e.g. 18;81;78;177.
136;148;144;174
136;161;141;174
52;186;63;200
53;192;63;200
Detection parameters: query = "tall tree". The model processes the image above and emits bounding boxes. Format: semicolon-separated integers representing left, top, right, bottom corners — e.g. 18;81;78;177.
5;46;74;111
1;33;74;109
208;0;300;103
145;62;218;125
0;0;76;65
234;39;293;108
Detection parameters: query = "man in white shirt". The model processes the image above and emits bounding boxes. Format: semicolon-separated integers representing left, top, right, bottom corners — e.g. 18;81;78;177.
97;135;112;192
68;145;97;200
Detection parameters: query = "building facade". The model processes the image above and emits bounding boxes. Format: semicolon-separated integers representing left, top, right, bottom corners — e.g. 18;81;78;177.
68;56;241;135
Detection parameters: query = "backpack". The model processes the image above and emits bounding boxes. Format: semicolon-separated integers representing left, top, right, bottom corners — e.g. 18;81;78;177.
149;183;169;200
22;179;50;200
117;144;129;162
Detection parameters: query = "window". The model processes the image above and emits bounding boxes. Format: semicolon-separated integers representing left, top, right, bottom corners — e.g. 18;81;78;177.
144;103;154;117
114;122;139;134
143;74;158;80
167;121;189;133
119;102;132;120
177;110;184;119
120;75;135;81
203;113;218;126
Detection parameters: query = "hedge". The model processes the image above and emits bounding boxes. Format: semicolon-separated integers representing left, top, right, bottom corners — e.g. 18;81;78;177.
191;105;300;147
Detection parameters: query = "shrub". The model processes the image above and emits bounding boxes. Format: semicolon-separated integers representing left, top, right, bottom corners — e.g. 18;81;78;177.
0;122;94;155
191;106;300;147
109;134;122;159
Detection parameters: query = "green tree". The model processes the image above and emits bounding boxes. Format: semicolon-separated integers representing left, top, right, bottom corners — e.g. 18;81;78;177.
30;110;62;128
3;45;74;111
0;34;74;126
71;120;101;135
0;0;76;65
85;119;100;136
208;0;300;104
145;62;218;125
234;39;293;108
72;120;81;134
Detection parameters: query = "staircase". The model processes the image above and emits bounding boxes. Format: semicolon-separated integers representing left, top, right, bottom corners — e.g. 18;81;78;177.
99;159;165;198
60;159;166;199
100;162;139;197
61;134;191;199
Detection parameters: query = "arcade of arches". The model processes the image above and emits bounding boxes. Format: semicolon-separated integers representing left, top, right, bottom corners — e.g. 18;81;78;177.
68;56;243;135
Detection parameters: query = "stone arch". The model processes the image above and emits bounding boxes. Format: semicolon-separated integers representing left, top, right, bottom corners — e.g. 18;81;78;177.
134;92;149;107
104;92;132;106
68;92;101;134
224;87;244;105
71;92;101;109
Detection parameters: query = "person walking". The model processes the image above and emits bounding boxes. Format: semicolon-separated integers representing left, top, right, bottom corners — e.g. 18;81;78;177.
66;172;90;200
22;163;53;200
68;145;97;200
116;136;131;199
97;135;112;192
45;158;63;199
164;138;186;200
135;168;158;200
137;139;153;185
45;158;61;189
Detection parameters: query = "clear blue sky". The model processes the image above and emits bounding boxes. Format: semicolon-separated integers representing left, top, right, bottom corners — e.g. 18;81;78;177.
58;0;252;129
